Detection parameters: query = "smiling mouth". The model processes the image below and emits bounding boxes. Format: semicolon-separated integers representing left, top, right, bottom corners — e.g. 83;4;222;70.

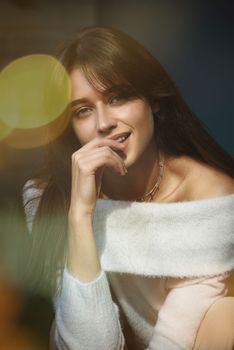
109;132;131;160
110;132;131;143
116;134;130;143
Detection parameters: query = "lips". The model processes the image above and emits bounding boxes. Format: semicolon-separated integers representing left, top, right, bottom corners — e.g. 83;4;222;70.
109;132;131;143
109;132;131;159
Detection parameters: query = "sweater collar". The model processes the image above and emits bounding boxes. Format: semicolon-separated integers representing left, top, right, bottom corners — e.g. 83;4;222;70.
93;193;234;278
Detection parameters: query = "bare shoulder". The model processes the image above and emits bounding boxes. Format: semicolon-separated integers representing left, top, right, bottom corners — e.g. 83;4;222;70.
182;156;234;201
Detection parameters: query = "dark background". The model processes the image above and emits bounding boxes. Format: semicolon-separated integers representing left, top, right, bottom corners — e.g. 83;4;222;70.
0;0;233;348
0;0;233;199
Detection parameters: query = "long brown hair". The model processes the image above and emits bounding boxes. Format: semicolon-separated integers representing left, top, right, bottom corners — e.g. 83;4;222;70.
23;26;234;296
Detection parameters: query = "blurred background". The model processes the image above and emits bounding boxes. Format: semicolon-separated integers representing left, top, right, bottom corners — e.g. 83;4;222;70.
0;0;233;349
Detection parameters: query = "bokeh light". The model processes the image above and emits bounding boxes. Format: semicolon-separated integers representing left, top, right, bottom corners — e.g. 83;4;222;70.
0;54;71;130
4;109;70;149
0;119;13;142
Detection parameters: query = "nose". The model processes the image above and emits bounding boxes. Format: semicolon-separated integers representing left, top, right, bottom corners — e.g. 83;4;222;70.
96;105;117;134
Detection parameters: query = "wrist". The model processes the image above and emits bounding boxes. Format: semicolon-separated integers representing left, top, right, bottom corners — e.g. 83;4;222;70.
68;207;93;222
68;212;93;232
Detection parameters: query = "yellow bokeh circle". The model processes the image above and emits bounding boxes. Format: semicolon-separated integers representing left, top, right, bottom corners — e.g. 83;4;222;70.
0;120;13;142
4;110;70;149
0;54;71;129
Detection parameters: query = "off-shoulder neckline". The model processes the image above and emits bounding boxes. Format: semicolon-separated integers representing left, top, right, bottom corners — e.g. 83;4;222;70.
97;192;234;207
23;178;234;207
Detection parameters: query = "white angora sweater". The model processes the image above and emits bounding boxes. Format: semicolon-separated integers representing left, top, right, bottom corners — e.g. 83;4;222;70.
23;182;234;350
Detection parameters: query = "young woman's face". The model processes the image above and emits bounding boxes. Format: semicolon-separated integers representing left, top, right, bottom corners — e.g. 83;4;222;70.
70;68;158;168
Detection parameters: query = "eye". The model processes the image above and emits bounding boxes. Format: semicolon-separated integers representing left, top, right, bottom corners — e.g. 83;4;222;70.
71;107;92;118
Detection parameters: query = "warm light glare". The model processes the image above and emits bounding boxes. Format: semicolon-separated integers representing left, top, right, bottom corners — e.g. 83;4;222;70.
4;107;70;149
0;54;70;129
0;119;13;141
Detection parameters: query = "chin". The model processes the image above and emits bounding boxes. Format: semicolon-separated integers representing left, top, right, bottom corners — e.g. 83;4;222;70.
123;151;141;169
127;142;155;169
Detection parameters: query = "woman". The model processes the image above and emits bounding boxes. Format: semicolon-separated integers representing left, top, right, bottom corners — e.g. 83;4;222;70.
23;26;234;350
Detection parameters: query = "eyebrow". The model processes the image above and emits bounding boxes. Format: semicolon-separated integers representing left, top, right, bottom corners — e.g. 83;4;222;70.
69;87;130;108
70;98;90;108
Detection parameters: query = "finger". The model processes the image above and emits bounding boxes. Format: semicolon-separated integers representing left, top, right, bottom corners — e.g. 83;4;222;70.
78;148;125;175
93;146;126;169
75;137;126;154
72;144;127;171
73;147;126;176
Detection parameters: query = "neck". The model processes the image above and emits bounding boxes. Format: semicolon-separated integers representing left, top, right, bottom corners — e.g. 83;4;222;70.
101;140;162;201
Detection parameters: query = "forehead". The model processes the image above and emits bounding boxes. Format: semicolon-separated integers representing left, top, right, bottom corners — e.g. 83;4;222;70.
70;67;126;101
70;68;98;97
69;66;143;106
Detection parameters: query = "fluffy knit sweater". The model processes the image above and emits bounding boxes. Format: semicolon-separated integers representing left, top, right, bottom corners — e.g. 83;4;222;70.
23;183;234;350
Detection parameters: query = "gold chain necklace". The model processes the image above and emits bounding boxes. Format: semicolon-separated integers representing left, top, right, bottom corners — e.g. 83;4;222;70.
136;156;164;202
100;155;164;203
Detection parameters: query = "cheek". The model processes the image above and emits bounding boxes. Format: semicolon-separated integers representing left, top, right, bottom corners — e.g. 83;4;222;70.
72;120;95;145
133;108;155;146
129;105;154;134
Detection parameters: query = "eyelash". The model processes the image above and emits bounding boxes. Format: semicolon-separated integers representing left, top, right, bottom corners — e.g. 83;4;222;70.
72;107;92;118
72;95;127;118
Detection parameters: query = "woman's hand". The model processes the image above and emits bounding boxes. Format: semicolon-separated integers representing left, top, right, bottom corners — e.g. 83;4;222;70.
69;137;127;220
67;138;126;281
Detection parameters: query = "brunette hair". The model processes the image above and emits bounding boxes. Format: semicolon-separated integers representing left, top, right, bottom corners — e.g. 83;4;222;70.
23;26;234;296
